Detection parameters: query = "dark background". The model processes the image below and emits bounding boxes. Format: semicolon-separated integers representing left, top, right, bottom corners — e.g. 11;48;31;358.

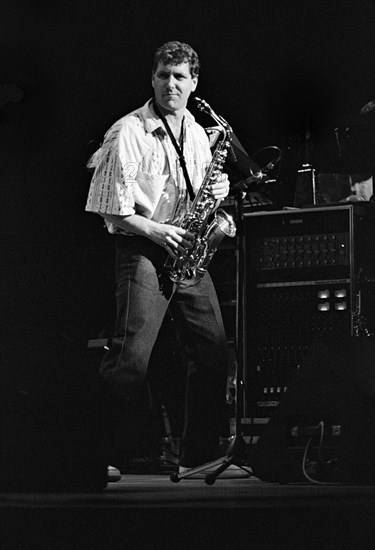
2;0;375;346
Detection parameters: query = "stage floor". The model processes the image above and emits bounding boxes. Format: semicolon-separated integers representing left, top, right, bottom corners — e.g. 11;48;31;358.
1;469;375;549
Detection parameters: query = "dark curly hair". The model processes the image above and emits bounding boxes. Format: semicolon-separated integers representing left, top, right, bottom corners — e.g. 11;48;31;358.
152;41;200;77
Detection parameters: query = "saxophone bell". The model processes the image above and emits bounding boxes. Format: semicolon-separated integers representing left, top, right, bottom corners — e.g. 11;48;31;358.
168;208;236;288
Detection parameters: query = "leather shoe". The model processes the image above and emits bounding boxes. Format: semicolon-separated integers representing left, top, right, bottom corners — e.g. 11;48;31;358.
107;465;121;482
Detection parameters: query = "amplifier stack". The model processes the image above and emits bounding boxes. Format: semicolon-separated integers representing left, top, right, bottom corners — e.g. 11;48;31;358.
242;203;375;418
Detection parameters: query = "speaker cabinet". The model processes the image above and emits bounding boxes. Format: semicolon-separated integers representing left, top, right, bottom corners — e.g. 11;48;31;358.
250;338;375;484
243;204;375;417
0;326;107;492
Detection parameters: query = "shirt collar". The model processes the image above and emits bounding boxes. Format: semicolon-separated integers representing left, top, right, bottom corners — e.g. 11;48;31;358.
140;99;196;135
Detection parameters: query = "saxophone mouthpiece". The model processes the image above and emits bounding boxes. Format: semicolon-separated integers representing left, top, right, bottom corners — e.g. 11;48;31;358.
194;96;210;111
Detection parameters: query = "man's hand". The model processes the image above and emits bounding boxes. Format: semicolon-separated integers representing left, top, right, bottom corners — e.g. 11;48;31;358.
149;224;195;258
210;173;230;200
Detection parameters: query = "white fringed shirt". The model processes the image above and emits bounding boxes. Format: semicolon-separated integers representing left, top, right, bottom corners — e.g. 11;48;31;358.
85;99;211;234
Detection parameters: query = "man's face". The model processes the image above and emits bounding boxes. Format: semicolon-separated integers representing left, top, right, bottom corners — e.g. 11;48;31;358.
152;61;198;115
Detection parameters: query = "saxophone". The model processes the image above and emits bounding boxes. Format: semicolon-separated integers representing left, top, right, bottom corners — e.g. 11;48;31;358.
165;97;236;288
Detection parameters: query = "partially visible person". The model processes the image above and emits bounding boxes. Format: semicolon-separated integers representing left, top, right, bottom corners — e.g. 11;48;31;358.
340;173;373;202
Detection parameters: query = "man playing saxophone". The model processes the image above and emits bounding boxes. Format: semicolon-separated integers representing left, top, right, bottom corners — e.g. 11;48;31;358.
86;41;231;479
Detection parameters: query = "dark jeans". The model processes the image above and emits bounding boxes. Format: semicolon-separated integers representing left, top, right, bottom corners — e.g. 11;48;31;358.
100;236;229;467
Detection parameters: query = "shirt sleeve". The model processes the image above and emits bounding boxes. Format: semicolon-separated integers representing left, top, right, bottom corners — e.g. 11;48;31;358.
85;116;152;216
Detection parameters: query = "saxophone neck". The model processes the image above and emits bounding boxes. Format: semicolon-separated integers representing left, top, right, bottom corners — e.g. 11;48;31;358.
194;96;232;137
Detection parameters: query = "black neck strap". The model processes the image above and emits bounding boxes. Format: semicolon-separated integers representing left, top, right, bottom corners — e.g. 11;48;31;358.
152;100;195;201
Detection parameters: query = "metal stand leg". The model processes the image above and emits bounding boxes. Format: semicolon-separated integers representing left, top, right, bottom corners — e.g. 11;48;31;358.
170;437;252;484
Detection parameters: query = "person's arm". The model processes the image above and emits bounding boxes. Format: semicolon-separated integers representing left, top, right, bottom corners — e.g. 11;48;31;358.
99;212;194;257
99;169;229;256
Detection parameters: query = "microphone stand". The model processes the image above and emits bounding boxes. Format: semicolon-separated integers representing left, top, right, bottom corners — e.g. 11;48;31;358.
170;185;253;484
